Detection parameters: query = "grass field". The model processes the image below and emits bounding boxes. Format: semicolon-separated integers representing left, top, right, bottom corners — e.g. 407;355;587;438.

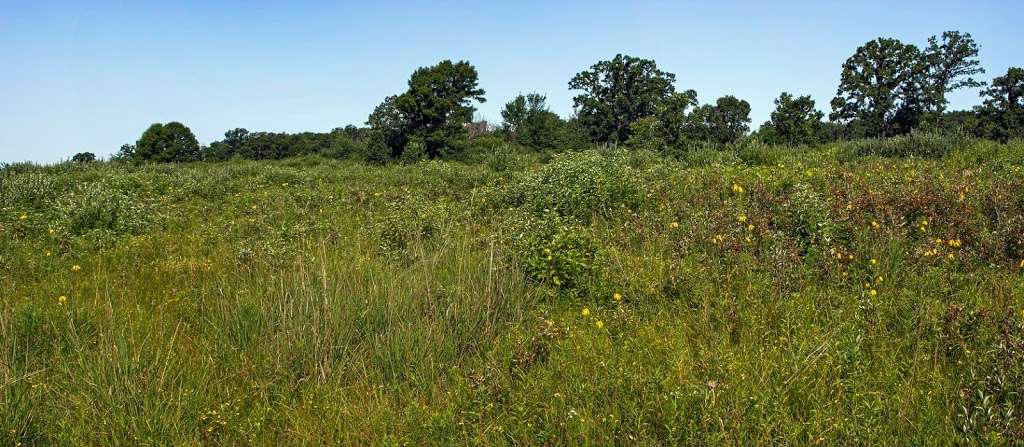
3;141;1024;445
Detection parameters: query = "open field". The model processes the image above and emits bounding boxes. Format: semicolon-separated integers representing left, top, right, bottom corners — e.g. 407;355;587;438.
3;141;1024;445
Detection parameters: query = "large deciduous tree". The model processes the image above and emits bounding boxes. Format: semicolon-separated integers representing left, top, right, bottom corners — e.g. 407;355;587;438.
366;60;485;160
134;122;201;163
830;38;925;138
569;54;676;144
393;60;485;159
977;67;1024;141
922;31;984;114
831;31;984;137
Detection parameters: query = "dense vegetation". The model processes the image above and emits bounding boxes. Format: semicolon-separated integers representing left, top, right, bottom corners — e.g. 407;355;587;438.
3;137;1024;444
3;27;1024;445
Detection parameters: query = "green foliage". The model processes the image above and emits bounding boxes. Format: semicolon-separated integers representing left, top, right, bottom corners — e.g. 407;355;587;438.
976;67;1024;141
831;32;983;138
394;60;486;159
569;54;676;143
492;150;645;222
684;95;752;144
71;152;96;163
134;122;201;163
501;93;569;151
759;92;825;146
508;210;599;295
838;130;972;158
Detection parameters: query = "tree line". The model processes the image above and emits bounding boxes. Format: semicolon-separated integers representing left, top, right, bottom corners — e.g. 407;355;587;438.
96;30;1022;164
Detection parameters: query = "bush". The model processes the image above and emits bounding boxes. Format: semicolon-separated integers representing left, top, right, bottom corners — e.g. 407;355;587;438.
492;150;645;222
506;210;599;296
839;130;972;158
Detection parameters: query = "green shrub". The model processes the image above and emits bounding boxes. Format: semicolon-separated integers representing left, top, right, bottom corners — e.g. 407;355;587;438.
506;210;599;296
493;150;645;222
840;130;972;158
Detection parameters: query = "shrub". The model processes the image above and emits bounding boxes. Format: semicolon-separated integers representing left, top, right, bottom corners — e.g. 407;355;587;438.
506;210;599;296
839;130;972;158
493;150;645;222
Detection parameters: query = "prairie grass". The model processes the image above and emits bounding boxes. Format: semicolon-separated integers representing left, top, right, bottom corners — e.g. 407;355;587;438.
2;140;1023;445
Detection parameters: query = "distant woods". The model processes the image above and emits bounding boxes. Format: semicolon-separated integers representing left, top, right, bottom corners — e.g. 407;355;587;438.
113;30;1021;164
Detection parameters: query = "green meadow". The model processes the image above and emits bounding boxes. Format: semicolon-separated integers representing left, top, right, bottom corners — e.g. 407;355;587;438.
3;141;1024;445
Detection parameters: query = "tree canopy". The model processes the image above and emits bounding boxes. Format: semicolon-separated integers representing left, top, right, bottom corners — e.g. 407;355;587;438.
134;122;201;163
569;54;677;144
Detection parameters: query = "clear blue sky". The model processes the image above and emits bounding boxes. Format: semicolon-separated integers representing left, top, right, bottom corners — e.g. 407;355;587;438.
2;0;1021;163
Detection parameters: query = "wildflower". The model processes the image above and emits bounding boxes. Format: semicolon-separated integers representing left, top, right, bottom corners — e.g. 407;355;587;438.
581;307;590;317
58;295;67;306
871;221;880;229
737;214;747;223
864;283;871;289
612;293;622;302
71;265;81;272
731;183;744;194
947;253;955;260
19;214;27;220
870;258;878;265
251;205;257;210
848;254;854;260
668;222;679;229
747;224;754;232
1020;259;1024;268
869;289;878;297
876;276;884;283
595;320;604;329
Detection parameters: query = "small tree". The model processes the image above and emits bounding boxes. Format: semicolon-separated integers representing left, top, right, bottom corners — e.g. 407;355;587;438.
569;54;676;144
761;93;825;146
501;93;567;150
134;122;201;162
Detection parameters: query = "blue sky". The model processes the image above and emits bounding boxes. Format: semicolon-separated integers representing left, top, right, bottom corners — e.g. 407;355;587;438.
1;0;1021;163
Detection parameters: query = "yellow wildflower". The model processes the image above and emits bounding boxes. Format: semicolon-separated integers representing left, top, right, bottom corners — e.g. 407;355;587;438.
737;214;747;223
871;221;880;229
58;295;67;306
581;307;590;317
731;183;744;194
595;320;604;329
947;253;955;260
876;276;884;283
869;289;878;297
612;293;622;302
19;214;27;220
71;265;81;272
870;258;878;265
668;222;679;229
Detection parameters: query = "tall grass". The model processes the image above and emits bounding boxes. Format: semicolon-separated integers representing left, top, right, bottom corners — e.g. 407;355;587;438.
2;140;1024;444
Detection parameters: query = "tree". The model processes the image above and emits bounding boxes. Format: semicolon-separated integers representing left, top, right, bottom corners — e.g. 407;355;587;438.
569;54;676;143
626;90;698;152
393;60;486;159
134;122;201;162
830;38;925;138
71;152;96;163
685;95;752;144
366;95;409;159
922;31;985;114
501;93;567;150
761;93;825;145
977;67;1024;141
